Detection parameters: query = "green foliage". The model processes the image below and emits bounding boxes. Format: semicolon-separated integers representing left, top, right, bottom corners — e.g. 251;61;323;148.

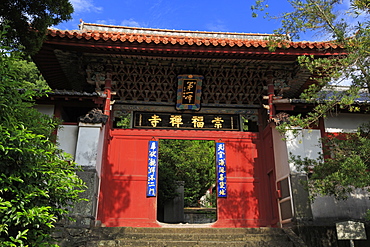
242;116;249;131
0;0;73;54
11;58;50;90
252;0;369;40
116;114;131;128
251;1;370;133
291;122;370;200
158;140;216;207
252;1;370;204
251;0;370;100
0;30;85;246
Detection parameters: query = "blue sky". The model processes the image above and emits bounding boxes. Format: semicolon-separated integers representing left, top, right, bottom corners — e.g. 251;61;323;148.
55;0;355;41
56;1;292;34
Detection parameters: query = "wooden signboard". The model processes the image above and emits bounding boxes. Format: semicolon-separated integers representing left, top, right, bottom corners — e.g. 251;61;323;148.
176;74;203;110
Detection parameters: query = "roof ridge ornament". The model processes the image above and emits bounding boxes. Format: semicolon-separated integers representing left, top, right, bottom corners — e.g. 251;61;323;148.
79;108;108;124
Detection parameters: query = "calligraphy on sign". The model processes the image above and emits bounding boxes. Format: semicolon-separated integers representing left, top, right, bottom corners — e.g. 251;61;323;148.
216;142;227;197
147;141;158;197
134;112;240;131
176;74;203;111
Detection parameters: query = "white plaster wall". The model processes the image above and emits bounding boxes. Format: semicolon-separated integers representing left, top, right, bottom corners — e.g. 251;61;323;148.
285;129;322;174
34;104;54;117
325;113;370;133
274;125;370;221
312;189;370;220
272;128;290;181
75;123;102;167
95;125;106;177
57;125;78;158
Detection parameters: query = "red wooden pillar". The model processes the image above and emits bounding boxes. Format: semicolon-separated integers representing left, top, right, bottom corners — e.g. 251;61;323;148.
267;73;275;120
103;66;112;117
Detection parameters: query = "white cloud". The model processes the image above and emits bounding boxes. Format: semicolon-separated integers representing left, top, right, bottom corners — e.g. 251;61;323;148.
87;19;142;28
120;19;141;28
96;19;117;25
205;20;228;32
70;0;102;13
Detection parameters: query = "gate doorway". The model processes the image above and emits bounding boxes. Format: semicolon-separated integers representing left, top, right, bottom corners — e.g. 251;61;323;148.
98;128;266;228
157;139;217;224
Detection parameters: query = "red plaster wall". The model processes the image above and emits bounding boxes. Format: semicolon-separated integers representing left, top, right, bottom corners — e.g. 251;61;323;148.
97;128;276;228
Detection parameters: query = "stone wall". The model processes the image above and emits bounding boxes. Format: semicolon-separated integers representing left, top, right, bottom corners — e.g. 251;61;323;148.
293;223;370;247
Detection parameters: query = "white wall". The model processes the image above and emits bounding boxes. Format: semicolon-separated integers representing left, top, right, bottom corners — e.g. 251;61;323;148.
272;128;323;180
283;127;370;221
272;128;290;181
325;113;370;133
95;125;106;177
74;123;102;168
285;129;322;174
312;189;370;220
35;104;78;157
57;125;79;158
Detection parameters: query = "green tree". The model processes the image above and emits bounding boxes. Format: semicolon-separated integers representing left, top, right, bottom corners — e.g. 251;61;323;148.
291;123;370;200
252;0;370;201
11;58;49;90
0;30;85;246
0;0;73;54
158;140;216;207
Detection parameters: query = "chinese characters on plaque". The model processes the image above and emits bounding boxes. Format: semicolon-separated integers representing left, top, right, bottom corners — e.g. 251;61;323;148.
176;74;203;110
134;112;240;130
216;142;227;197
147;141;158;197
148;114;162;127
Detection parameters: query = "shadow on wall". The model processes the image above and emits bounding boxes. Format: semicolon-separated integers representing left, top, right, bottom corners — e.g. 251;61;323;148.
97;159;132;227
217;187;259;227
216;138;260;227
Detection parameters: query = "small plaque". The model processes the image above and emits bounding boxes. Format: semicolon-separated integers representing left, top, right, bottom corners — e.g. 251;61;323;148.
176;74;203;111
336;221;367;240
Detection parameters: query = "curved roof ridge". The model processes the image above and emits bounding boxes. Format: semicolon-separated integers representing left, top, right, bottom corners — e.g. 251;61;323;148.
79;22;278;41
46;22;345;51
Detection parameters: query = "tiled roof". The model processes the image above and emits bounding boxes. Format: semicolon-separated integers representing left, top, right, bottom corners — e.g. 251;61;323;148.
48;90;100;97
274;86;370;105
47;22;343;50
320;87;370;103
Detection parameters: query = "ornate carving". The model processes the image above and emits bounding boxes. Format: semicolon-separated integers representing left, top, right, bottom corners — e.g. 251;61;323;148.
86;63;106;90
108;58;275;105
273;112;290;125
84;56;298;106
272;69;293;97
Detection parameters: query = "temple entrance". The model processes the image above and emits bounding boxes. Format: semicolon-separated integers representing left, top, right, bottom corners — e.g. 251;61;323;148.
157;139;217;224
99;128;265;227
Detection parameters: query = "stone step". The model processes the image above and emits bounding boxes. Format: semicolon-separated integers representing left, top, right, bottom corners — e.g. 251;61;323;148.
56;227;302;247
116;232;290;242
97;226;287;235
90;239;295;247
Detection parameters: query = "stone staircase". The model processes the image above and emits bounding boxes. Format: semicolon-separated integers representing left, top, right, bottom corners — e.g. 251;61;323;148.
57;226;306;247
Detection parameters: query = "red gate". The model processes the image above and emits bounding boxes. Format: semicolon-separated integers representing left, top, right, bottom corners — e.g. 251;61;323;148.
97;127;277;228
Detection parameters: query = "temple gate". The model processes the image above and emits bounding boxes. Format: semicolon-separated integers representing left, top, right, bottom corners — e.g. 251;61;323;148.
33;22;344;228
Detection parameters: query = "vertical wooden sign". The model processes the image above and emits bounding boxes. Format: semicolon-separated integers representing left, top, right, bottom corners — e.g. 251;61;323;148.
176;74;203;110
147;140;158;197
216;142;227;197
